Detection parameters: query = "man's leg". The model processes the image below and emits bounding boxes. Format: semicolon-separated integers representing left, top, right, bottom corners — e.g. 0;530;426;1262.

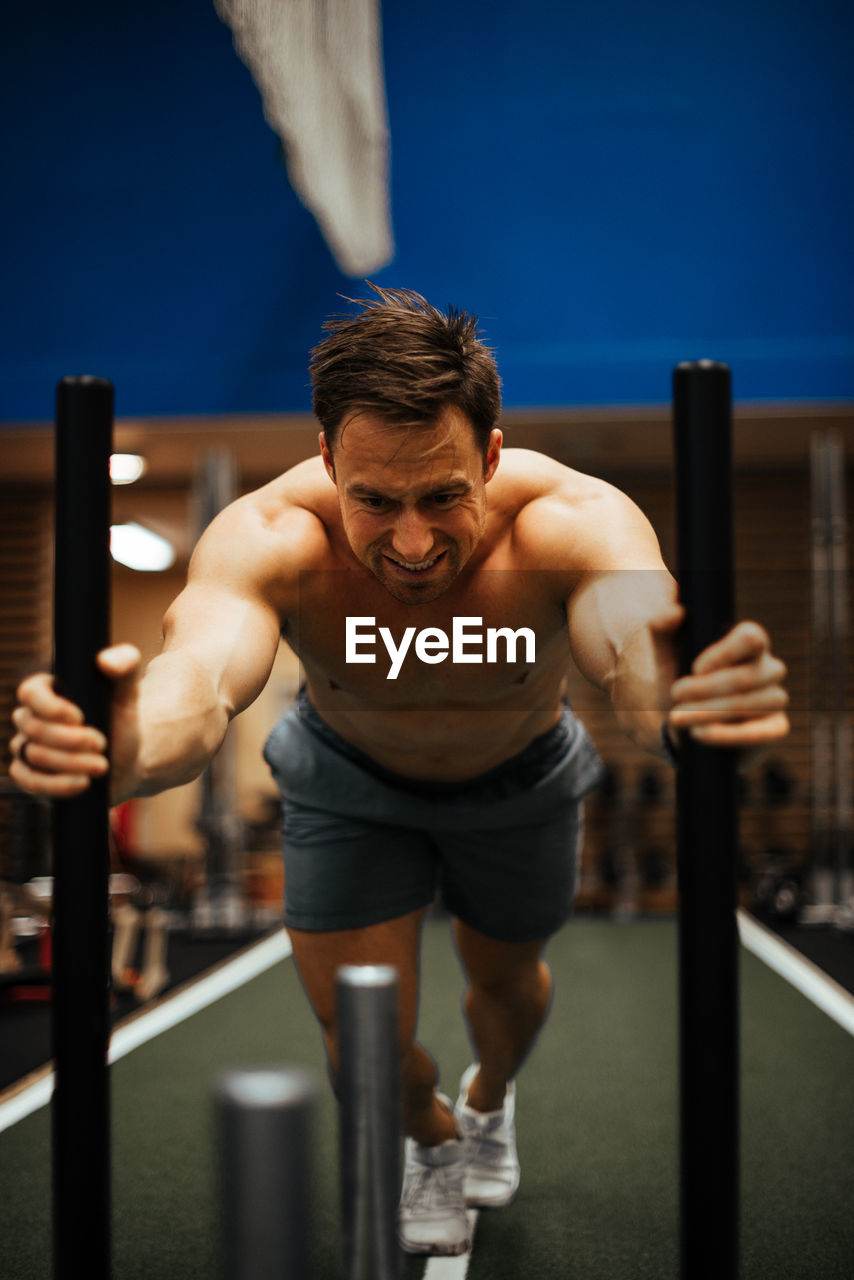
452;918;552;1110
290;907;471;1255
450;919;551;1208
288;906;458;1146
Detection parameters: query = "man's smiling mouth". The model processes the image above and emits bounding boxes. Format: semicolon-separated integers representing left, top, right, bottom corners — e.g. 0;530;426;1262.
383;551;446;575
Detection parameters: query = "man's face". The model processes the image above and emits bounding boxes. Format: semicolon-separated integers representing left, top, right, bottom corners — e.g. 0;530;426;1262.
320;406;502;604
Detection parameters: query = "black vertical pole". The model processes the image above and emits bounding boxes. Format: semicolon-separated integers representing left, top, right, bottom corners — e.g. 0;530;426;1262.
672;361;739;1279
52;376;114;1279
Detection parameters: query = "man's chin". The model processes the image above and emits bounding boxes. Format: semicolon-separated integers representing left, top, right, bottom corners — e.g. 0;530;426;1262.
380;580;452;604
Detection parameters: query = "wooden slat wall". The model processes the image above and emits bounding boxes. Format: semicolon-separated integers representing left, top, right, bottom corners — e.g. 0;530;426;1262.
0;487;52;877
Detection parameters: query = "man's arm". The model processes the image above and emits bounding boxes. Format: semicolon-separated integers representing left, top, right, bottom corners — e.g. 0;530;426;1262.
111;576;283;802
568;563;684;757
561;483;789;758
9;492;316;803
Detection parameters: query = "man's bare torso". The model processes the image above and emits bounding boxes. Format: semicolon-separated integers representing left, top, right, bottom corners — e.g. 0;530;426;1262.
246;447;622;781
295;562;573;779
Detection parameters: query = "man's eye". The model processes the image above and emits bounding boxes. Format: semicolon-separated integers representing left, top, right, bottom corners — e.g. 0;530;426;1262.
430;493;458;506
361;496;387;509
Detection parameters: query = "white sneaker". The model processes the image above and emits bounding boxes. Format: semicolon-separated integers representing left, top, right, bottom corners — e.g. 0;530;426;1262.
398;1103;471;1256
455;1063;521;1208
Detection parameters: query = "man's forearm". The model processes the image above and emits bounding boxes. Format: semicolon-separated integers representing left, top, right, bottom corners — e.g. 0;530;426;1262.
112;650;231;804
603;623;678;763
610;695;673;762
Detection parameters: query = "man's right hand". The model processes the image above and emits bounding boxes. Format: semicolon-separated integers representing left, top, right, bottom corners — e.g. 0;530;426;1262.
9;644;143;801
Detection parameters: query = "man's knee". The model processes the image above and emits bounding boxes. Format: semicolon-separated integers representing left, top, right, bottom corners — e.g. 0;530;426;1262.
288;907;426;1055
467;957;551;1007
454;921;551;1003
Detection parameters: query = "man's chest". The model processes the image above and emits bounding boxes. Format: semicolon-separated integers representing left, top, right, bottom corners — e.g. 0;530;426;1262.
286;568;571;700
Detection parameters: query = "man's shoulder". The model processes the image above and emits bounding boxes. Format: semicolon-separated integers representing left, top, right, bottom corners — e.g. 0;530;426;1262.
245;456;338;538
496;449;661;571
497;448;634;527
191;457;337;586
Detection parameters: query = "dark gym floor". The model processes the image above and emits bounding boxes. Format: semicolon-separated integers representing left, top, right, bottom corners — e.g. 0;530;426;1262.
2;911;854;1092
1;912;853;1097
1;915;852;1279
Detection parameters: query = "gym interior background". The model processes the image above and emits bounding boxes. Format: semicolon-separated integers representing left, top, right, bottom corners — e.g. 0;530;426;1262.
2;0;852;934
2;408;852;920
0;2;852;1275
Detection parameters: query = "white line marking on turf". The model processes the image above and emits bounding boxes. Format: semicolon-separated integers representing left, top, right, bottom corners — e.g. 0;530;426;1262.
0;928;293;1135
108;928;293;1063
423;1210;479;1278
737;909;854;1037
0;1073;53;1135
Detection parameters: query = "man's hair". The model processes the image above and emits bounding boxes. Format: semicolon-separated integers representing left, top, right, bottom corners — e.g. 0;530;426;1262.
310;284;502;455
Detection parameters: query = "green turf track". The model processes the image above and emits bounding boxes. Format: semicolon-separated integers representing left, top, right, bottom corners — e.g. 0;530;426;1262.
0;918;851;1278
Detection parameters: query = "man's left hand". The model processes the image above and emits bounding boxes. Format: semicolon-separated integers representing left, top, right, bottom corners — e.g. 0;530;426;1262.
667;621;790;749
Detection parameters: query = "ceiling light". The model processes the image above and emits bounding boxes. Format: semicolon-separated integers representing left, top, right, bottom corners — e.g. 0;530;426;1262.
110;453;147;485
110;522;175;571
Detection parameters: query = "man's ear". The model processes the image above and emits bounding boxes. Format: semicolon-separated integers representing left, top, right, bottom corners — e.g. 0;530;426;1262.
319;431;336;482
484;428;503;483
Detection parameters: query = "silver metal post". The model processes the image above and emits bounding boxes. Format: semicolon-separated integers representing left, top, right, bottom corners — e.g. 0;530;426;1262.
336;965;401;1280
216;1066;317;1279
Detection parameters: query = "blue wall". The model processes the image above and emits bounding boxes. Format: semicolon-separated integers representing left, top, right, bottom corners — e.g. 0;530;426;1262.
2;0;852;422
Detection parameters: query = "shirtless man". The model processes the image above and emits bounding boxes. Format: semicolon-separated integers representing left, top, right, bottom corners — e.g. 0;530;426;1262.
9;287;788;1256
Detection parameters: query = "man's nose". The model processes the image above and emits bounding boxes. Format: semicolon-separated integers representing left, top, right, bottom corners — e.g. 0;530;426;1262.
390;509;435;562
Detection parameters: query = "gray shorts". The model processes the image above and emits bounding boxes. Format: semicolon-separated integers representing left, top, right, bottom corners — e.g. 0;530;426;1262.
263;692;604;943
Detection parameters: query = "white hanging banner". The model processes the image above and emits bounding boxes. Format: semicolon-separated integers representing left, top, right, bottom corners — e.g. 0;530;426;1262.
216;0;394;277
